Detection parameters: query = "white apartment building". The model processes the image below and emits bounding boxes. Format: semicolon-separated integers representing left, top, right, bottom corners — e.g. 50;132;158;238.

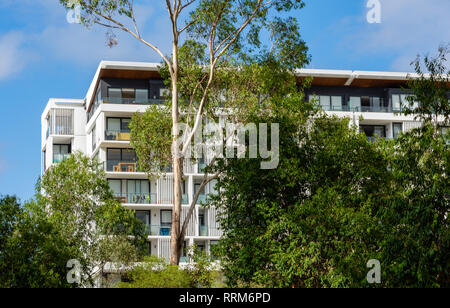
41;61;433;261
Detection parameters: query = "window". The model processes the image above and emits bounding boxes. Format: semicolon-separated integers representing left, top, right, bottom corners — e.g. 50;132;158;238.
161;210;172;226
199;208;208;236
349;97;361;111
108;88;122;103
92;125;97;150
106;148;137;172
127;180;150;197
393;123;403;139
160;210;172;236
108;179;122;195
107;148;137;161
331;96;342;111
136;211;150;228
319;96;331;111
360;125;386;140
53;144;70;163
194;182;205;195
106;118;131;140
392;94;417;112
135;89;148;103
107;88;149;104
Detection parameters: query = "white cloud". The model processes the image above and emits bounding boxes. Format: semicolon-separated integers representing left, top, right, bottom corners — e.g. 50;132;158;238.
0;32;31;80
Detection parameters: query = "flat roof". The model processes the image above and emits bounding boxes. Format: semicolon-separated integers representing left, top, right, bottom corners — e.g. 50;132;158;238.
85;61;449;111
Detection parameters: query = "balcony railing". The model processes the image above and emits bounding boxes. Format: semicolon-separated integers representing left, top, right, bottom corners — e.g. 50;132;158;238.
103;97;166;106
105;160;139;172
322;105;394;113
53;153;71;163
105;129;131;141
199;225;209;236
148;225;172;236
114;193;157;204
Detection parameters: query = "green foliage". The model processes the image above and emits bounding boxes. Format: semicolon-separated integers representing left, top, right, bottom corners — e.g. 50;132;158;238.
129;105;173;175
404;45;450;127
379;125;449;288
0;196;78;288
116;251;223;288
117;256;192;288
210;104;389;287
184;246;223;288
36;152;149;285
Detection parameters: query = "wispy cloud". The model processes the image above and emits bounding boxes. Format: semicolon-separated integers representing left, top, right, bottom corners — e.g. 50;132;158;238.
0;32;32;80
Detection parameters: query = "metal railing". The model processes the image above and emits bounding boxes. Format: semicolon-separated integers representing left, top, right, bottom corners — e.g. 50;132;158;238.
102;97;166;105
105;129;131;141
114;193;157;204
322;105;394;113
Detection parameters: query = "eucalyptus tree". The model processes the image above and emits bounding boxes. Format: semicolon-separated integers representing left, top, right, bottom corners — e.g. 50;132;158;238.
59;0;308;264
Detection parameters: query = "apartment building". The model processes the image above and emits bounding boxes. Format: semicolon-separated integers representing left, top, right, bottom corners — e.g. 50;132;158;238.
41;61;438;261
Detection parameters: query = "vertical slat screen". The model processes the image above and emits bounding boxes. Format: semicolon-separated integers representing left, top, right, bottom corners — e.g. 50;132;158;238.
208;206;223;237
158;238;171;261
181;207;196;237
50;108;74;135
157;175;173;204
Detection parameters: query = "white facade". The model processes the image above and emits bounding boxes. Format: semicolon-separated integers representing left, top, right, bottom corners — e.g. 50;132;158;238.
41;61;429;261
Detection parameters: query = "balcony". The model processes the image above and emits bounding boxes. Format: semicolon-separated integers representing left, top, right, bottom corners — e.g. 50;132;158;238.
149;225;172;236
105;129;131;141
103;97;165;106
114;193;157;204
47;108;74;136
105;160;139;172
322;105;393;113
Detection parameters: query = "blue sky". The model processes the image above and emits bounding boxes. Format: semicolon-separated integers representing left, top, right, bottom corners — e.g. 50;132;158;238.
0;0;449;201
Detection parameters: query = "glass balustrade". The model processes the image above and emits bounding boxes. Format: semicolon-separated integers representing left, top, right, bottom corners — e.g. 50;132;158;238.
105;130;131;141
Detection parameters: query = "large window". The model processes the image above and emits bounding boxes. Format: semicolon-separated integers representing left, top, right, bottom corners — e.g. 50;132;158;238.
350;96;386;112
360;125;386;141
106;118;131;140
136;210;150;229
392;94;419;112
106;148;137;172
107;88;148;104
53;144;70;163
309;95;343;111
160;210;172;236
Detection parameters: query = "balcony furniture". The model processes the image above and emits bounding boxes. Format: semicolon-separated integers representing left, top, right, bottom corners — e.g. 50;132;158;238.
112;162;137;172
160;227;171;236
118;132;130;140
